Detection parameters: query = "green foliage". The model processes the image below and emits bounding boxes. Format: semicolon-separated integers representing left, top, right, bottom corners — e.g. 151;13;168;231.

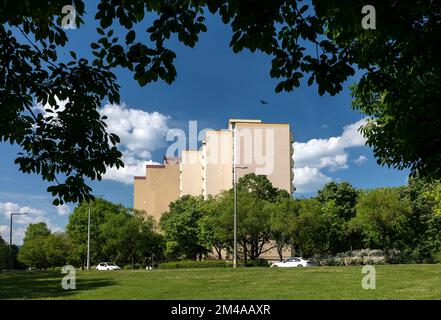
0;235;9;270
2;1;441;205
352;188;411;251
197;196;230;260
292;198;330;257
399;178;441;262
317;182;359;220
237;173;278;202
267;196;298;260
23;222;51;242
18;224;71;269
158;260;230;269
66;198;123;265
67;198;163;267
160;195;210;260
245;258;269;267
425;182;441;217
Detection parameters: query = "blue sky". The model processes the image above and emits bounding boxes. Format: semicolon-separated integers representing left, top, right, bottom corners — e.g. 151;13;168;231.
0;5;409;244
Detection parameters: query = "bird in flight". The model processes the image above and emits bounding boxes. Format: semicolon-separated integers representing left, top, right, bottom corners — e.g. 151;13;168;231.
260;100;269;104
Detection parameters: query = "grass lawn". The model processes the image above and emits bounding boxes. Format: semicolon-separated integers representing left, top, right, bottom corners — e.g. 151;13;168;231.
1;264;440;300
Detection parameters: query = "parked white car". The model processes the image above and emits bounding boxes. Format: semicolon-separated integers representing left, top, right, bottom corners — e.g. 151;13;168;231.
270;257;312;268
96;262;121;271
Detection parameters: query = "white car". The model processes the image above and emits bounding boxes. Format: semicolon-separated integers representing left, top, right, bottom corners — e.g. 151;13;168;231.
270;257;312;268
95;262;121;271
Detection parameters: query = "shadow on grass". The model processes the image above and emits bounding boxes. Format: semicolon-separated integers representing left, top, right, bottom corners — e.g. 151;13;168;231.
0;271;115;299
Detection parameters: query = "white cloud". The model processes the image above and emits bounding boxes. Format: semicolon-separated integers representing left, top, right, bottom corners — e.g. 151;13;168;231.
293;118;367;194
55;203;71;216
0;225;8;241
0;202;62;244
99;103;170;184
354;155;368;166
104;153;160;185
0;202;45;218
294;167;332;193
33;100;170;185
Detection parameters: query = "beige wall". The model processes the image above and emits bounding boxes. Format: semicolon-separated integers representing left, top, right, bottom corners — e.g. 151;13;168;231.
234;122;294;194
134;176;148;215
134;164;180;221
134;119;295;223
202;130;233;197
180;150;203;196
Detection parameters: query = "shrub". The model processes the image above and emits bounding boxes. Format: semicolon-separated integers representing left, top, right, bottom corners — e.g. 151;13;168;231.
245;258;269;267
310;249;399;266
158;260;230;269
123;264;134;270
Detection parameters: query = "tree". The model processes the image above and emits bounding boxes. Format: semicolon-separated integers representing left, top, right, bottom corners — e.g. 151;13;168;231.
3;2;441;205
352;188;411;252
18;222;52;269
66;198;124;266
17;223;72;269
317;182;362;253
215;189;273;263
45;232;72;268
267;196;298;261
426;182;441;217
101;210;162;266
400;178;441;262
160;195;209;260
18;237;49;269
291;199;330;257
197;196;230;260
317;182;359;220
237;173;278;202
23;222;51;242
0;235;9;270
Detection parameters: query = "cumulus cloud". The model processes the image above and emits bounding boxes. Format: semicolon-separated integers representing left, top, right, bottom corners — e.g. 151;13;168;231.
293;118;367;193
99;103;170;184
0;202;45;218
0;225;8;241
55;203;71;216
294;167;332;193
354;155;368;166
33;100;170;185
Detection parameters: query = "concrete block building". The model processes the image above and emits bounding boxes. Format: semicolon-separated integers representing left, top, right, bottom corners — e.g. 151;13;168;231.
133;119;295;258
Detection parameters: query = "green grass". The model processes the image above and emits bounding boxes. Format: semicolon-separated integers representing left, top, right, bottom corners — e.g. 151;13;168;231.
1;264;441;299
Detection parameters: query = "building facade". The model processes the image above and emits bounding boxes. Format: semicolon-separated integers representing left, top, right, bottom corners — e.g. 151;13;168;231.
133;119;295;258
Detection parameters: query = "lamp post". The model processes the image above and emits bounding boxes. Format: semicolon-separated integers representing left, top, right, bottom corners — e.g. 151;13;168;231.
233;165;248;268
86;195;103;270
9;212;28;269
231;121;248;268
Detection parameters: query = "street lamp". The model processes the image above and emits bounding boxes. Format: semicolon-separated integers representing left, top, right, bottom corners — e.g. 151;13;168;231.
233;165;248;268
87;195;103;270
231;120;248;268
9;212;28;269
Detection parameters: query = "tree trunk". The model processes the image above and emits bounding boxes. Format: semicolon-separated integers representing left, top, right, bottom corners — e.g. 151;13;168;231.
277;244;283;261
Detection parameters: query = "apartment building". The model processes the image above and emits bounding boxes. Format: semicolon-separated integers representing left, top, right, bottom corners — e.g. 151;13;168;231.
134;119;294;221
134;119;294;259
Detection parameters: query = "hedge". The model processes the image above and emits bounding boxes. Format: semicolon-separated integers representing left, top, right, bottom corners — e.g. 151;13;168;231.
158;259;270;269
159;260;230;269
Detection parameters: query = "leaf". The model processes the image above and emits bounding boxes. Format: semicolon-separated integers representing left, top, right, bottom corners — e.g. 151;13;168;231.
126;30;136;44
